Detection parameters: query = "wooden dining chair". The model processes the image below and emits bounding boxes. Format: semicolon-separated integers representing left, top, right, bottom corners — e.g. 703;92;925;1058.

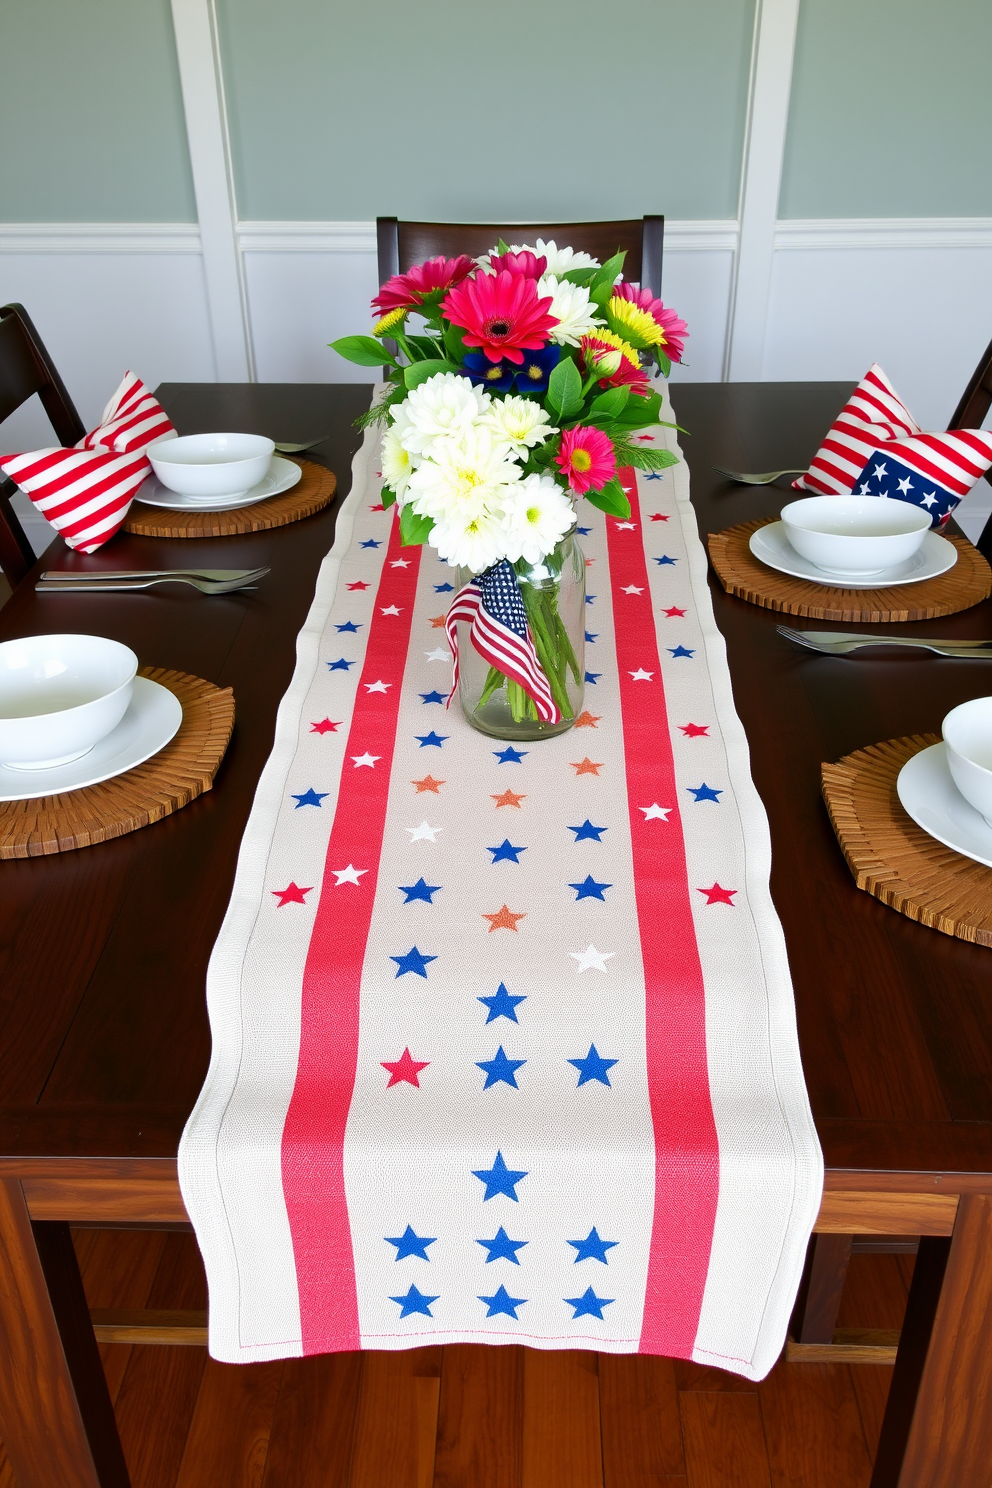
0;302;85;590
376;216;665;294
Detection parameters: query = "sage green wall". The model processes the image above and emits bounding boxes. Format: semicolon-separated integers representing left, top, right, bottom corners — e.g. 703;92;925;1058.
0;0;196;222
215;0;756;222
779;0;992;218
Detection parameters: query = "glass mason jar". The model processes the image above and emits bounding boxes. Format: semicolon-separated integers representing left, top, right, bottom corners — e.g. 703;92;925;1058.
456;527;586;741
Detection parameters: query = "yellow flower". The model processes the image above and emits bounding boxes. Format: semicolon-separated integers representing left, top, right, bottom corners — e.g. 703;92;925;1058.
605;296;665;350
374;308;407;337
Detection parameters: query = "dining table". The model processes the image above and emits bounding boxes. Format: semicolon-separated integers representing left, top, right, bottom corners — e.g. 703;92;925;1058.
0;379;990;1488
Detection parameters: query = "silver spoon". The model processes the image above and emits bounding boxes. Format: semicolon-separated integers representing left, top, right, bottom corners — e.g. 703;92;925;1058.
713;466;806;484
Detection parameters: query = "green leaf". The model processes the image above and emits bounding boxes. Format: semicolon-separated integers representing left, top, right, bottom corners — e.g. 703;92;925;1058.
399;504;435;545
559;266;598;287
656;348;672;378
613;444;679;472
588;250;626;306
380;486;397;508
608;388;663;429
589;386;630;420
546;357;583;419
407;334;444;360
329;335;397;368
583;477;631;519
403;358;460;389
442;318;468;362
496;237;511;254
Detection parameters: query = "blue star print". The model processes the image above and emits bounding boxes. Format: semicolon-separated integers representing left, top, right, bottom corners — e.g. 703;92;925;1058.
494;746;527;764
416;731;448;748
478;983;526;1024
487;839;526;864
419;690;446;705
576;525;592;536
398;878;442;905
654;555;677;566
477;1046;526;1090
567;1228;618;1264
359;539;381;549
585;631;598;644
565;1287;614;1320
669;646;695;659
390;946;438;978
687;782;723;803
567;820;607;843
434;581;454;593
385;1226;436;1261
335;620;361;633
645;471;664;481
477;1227;528;1264
568;875;612;901
390;1284;438;1318
584;671;601;685
292;788;328;808
479;1285;527;1319
472;1151;528;1201
585;594;595;605
569;1044;618;1087
327;658;354;671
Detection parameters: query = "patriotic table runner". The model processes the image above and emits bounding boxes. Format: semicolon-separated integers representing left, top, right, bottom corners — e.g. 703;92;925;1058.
180;389;822;1379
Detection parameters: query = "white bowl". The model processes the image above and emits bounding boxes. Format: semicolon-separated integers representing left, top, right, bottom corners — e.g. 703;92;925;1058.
0;634;138;769
780;495;931;576
942;697;992;827
147;433;274;499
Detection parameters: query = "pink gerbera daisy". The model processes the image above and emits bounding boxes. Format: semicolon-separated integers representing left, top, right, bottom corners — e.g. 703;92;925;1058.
441;271;558;365
612;282;689;362
372;255;476;315
488;249;547;279
555;426;616;495
579;334;652;397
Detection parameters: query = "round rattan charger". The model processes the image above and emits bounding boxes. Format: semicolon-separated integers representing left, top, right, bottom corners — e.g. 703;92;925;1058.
123;458;336;539
0;668;234;859
708;518;990;623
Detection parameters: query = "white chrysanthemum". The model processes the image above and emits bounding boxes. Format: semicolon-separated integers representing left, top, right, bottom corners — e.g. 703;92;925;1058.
538;275;604;347
534;239;600;276
430;503;509;573
398;372;489;458
406;425;521;524
499;473;576;565
381;424;414;504
479;395;557;457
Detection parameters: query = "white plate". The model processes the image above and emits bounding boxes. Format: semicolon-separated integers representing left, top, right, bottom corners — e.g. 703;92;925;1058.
133;455;302;512
897;742;992;870
0;677;182;802
749;522;957;588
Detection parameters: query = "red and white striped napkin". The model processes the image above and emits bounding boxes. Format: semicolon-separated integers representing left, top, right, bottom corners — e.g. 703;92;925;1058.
0;373;175;552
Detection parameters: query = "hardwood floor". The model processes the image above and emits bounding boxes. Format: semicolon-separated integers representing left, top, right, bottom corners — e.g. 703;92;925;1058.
0;1233;911;1487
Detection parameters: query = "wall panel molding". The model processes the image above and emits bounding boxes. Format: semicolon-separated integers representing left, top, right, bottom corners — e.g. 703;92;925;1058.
775;218;992;252
0;224;202;255
235;220;740;258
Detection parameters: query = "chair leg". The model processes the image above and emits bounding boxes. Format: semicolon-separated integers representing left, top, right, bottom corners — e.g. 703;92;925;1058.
792;1232;853;1344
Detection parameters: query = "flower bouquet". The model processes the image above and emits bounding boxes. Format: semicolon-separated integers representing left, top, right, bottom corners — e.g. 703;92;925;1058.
331;238;687;738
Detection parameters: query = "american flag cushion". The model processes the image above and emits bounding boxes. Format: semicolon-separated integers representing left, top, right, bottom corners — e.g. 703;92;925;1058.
0;372;175;553
792;364;992;528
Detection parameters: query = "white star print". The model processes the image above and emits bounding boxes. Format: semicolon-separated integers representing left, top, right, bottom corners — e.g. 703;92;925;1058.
365;679;392;694
425;647;451;663
921;492;937;508
639;803;672;821
390;559;411;568
616;521;636;530
380;605;402;616
332;864;368;886
351;752;380;768
858;482;871;495
897;476;913;495
570;944;615;974
621;584;643;595
873;462;888;481
629;668;654;682
406;820;443;843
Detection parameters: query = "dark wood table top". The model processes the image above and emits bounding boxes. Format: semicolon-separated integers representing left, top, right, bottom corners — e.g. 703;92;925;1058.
2;381;991;1186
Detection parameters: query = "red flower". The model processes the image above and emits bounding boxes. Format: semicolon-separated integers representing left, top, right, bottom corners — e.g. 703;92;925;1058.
488;249;547;279
441;271;558;365
612;282;689;363
579;335;651;397
555;426;616;495
372;255;476;315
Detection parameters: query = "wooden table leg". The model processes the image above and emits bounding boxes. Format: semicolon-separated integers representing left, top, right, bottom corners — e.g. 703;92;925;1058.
0;1179;131;1488
793;1232;853;1343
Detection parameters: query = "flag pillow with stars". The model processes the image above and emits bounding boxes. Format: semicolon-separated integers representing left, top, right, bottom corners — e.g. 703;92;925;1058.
792;363;992;527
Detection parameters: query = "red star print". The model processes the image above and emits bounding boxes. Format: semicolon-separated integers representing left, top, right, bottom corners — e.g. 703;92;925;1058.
698;883;737;906
636;434;655;441
649;513;670;522
347;581;370;590
381;1048;430;1088
310;718;342;734
369;502;386;512
272;882;313;907
680;723;710;738
662;606;686;618
573;711;601;729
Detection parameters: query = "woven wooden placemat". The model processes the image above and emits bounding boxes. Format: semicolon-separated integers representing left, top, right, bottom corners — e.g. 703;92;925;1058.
123;458;336;539
0;667;234;860
822;734;992;948
708;519;990;622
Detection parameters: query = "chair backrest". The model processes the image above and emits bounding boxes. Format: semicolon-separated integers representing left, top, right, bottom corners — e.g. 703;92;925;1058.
0;303;85;589
948;335;992;560
377;217;665;297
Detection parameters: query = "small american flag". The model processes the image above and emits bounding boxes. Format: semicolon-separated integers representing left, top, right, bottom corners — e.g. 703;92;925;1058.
793;364;992;527
445;559;561;723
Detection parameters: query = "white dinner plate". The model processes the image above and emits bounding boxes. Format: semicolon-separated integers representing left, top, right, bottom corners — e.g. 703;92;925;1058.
0;677;183;802
133;455;302;512
749;522;957;589
897;742;992;870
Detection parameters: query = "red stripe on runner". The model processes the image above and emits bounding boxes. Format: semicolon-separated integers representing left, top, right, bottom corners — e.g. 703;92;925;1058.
281;514;421;1355
607;470;719;1359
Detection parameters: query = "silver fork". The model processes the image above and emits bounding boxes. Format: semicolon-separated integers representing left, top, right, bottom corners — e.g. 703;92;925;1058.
776;625;992;658
41;567;269;583
36;572;265;595
714;466;806;484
